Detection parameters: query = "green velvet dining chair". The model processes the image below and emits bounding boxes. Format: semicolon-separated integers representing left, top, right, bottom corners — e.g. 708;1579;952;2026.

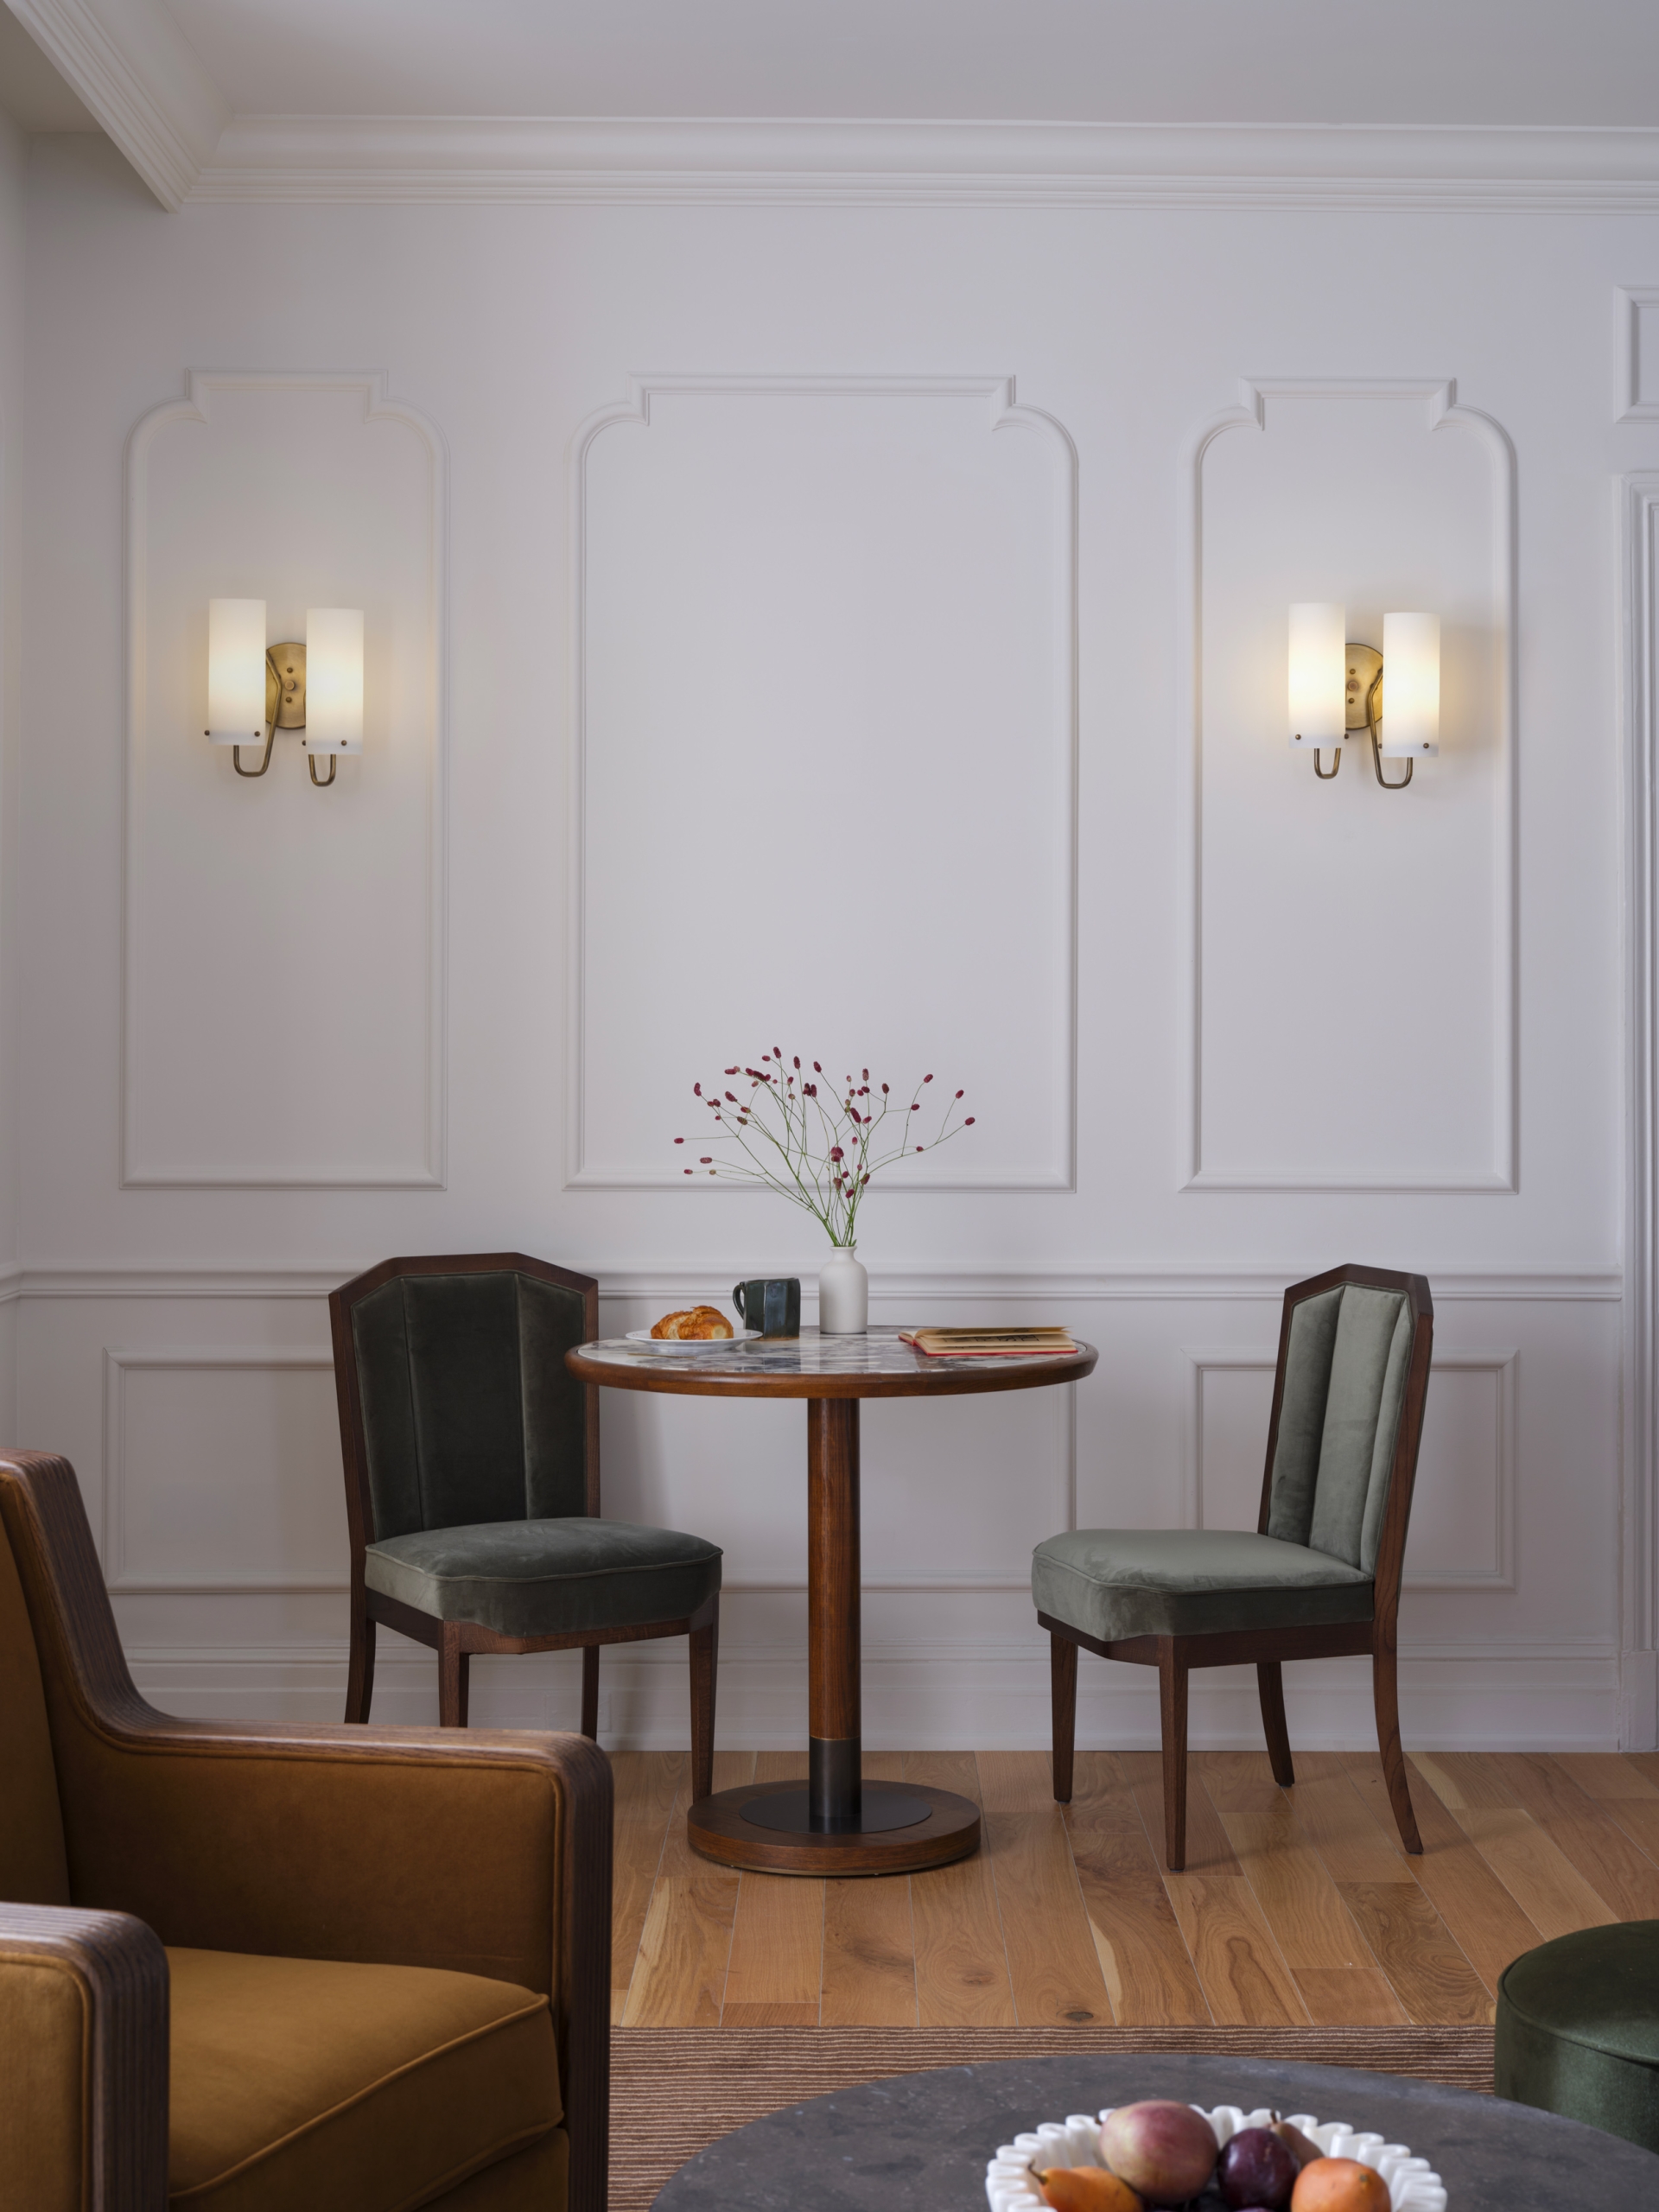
1033;1262;1433;1871
330;1253;721;1795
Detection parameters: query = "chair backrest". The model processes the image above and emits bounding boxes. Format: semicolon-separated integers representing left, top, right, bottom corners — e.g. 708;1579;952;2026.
329;1254;600;1548
1257;1264;1433;1600
0;1509;72;1906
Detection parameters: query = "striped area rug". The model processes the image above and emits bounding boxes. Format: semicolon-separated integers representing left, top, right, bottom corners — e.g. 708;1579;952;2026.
611;2024;1496;2210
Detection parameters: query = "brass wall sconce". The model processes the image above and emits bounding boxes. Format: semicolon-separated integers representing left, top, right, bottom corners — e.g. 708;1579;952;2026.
1287;603;1440;791
207;599;363;787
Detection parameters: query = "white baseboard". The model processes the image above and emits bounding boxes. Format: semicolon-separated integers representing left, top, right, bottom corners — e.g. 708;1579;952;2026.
124;1640;1623;1753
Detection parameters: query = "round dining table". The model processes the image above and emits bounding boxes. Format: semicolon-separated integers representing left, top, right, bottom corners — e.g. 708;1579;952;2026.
564;1325;1097;1877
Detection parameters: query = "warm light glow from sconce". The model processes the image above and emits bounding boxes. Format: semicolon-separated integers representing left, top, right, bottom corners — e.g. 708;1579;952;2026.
206;598;266;744
1287;602;1346;750
1380;612;1440;756
303;608;364;754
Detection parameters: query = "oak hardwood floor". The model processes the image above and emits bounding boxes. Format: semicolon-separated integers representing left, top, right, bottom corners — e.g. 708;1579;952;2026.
611;1749;1654;2026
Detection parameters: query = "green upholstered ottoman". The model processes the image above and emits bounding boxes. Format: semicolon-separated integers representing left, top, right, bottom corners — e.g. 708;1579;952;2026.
1496;1921;1659;2152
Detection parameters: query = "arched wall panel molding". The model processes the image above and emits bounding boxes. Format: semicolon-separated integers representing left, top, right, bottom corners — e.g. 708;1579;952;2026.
565;372;1077;1192
124;370;448;1187
1177;378;1517;1193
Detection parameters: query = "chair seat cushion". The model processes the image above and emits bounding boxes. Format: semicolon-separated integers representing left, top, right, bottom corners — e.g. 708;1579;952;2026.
167;1947;559;2211
1496;1922;1659;2152
365;1515;722;1637
1032;1528;1374;1643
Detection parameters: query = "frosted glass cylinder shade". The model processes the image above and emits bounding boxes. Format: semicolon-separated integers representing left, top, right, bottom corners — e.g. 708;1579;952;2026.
1381;611;1440;756
206;598;266;745
1287;602;1345;749
303;607;364;753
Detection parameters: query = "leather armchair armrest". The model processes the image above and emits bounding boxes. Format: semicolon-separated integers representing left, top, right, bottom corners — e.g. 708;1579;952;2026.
0;1902;168;2212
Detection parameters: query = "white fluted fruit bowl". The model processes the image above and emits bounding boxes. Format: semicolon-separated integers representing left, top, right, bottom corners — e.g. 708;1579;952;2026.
986;2103;1446;2212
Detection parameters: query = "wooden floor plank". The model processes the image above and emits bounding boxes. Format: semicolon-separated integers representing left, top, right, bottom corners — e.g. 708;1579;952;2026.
1624;1752;1659;1793
979;1751;1114;2025
1552;1754;1659;1802
1410;1758;1619;1943
1339;1751;1542;1997
1199;1753;1382;1973
1064;1753;1210;2026
820;1753;918;2026
1294;1966;1410;2026
1495;1754;1659;1920
622;1751;754;2027
1281;1755;1411;1885
1336;1882;1494;2025
609;1751;684;2023
721;1871;824;2025
906;1752;1019;2025
1159;1872;1310;2026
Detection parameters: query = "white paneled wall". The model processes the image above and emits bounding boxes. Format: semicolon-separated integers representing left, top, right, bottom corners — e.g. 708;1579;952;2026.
9;137;1656;1747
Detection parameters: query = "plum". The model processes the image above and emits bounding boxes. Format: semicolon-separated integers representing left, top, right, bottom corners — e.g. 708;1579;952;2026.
1217;2127;1297;2211
1099;2102;1219;2207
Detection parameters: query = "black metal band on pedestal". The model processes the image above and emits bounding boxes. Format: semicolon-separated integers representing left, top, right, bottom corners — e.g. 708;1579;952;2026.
810;1735;861;1829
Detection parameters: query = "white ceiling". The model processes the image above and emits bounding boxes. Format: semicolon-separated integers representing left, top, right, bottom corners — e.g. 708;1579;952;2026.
156;0;1659;130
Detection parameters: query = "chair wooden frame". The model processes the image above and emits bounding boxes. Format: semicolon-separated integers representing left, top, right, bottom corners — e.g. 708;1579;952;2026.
330;1252;717;1796
1042;1262;1433;1871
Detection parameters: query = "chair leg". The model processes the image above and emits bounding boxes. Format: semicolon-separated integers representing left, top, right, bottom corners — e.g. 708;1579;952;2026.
345;1604;376;1724
1257;1661;1295;1786
1158;1637;1189;1872
689;1599;718;1802
438;1627;470;1727
581;1645;600;1741
1050;1631;1078;1802
1372;1639;1422;1854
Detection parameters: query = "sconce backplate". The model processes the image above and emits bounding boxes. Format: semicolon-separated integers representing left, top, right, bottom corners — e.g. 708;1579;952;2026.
1344;643;1382;731
264;642;306;729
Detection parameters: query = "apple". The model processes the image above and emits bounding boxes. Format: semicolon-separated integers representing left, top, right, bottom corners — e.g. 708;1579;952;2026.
1099;2102;1219;2207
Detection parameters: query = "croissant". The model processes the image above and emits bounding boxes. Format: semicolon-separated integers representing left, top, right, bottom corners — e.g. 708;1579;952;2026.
651;1306;734;1340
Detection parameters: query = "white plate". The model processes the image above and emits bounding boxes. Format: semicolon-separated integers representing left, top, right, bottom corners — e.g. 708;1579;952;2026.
986;2102;1446;2212
625;1327;760;1351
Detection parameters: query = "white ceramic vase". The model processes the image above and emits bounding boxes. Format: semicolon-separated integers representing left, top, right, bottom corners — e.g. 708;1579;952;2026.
817;1246;868;1334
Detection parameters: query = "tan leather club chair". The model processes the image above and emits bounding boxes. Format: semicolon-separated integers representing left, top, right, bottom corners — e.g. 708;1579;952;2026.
0;1452;610;2212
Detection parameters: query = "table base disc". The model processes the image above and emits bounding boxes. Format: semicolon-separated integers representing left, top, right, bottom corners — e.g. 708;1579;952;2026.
688;1782;980;1876
741;1784;935;1835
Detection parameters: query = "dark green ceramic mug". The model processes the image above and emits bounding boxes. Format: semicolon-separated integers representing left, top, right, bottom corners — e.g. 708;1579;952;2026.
733;1278;801;1337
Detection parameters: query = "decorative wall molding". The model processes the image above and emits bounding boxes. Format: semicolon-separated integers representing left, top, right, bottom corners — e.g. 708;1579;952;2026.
1621;471;1659;1748
123;369;449;1188
101;1347;341;1593
188;118;1659;213
1181;1348;1518;1592
9;1262;1622;1303
564;372;1078;1192
1177;377;1519;1194
9;0;227;210
1617;289;1659;423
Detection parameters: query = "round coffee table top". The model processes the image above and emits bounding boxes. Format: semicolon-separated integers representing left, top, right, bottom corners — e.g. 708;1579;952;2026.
567;1325;1097;1400
647;2050;1659;2210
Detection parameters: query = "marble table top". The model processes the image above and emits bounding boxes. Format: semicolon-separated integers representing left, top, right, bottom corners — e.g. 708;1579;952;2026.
647;2051;1659;2210
568;1325;1097;1399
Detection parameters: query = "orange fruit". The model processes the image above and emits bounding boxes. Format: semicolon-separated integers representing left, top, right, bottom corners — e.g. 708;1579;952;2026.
1033;2167;1145;2212
1290;2157;1391;2212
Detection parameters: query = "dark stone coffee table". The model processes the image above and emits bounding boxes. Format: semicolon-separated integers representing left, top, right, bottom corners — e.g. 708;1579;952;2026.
648;2051;1659;2209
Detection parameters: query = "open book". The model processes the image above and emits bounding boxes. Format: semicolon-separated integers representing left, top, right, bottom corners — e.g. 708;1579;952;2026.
899;1326;1078;1359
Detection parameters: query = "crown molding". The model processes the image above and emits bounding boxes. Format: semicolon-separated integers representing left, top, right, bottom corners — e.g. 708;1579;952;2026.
9;0;227;210
188;116;1659;209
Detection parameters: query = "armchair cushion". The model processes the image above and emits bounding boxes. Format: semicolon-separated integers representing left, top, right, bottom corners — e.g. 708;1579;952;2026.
1032;1528;1374;1643
365;1516;721;1638
167;1947;559;2211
